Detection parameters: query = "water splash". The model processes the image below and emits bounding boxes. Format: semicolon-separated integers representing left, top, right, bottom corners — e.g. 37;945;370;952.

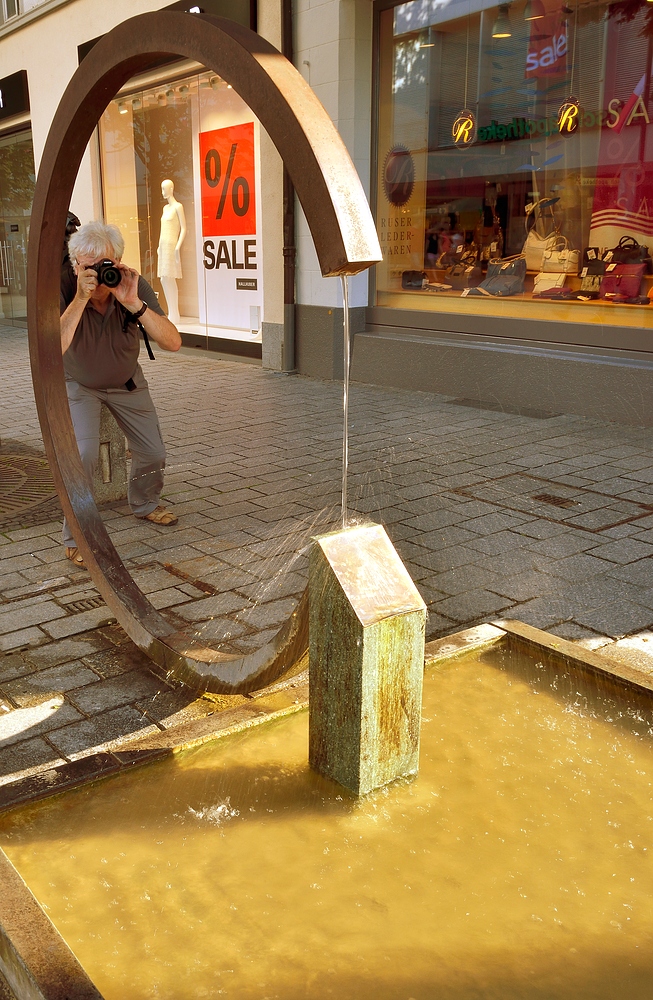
186;799;239;825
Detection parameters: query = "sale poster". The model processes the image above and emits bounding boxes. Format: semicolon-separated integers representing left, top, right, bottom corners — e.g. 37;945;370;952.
196;119;263;338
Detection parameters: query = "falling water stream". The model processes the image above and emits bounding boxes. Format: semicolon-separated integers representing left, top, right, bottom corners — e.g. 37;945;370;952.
340;274;350;528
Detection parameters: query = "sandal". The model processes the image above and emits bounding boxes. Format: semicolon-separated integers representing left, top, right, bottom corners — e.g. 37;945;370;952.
65;546;85;568
140;505;178;526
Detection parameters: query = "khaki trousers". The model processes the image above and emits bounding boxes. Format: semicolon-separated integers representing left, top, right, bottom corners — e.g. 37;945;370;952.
62;367;166;546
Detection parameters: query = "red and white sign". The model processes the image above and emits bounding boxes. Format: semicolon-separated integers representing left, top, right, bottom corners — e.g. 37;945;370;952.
200;122;256;237
526;14;567;79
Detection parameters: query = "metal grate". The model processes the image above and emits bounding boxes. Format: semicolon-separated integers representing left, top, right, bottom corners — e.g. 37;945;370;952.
64;596;106;613
0;454;57;520
531;493;579;510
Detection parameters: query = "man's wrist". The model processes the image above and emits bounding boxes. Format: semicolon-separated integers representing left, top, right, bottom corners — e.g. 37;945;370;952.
125;299;144;314
130;300;148;320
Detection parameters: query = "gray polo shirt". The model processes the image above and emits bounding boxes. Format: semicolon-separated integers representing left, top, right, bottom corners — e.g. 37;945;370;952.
60;276;165;390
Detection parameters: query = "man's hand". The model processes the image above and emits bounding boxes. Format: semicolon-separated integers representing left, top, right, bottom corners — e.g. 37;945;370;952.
75;265;98;302
111;263;142;313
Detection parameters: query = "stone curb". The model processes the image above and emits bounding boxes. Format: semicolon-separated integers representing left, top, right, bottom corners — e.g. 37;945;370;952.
0;848;102;1000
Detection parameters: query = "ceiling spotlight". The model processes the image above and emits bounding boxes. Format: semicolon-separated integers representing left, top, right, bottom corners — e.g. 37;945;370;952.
178;85;189;95
492;4;513;37
210;76;221;90
157;93;167;106
118;101;128;114
524;0;545;18
131;98;142;110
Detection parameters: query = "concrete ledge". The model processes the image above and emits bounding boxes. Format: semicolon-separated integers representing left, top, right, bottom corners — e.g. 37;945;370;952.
424;624;504;666
497;618;653;697
350;327;653;426
0;849;103;1000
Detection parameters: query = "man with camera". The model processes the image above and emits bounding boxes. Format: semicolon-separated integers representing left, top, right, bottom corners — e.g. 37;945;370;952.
60;220;182;568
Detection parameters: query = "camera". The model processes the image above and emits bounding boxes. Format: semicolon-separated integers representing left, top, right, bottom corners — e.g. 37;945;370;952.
88;259;122;288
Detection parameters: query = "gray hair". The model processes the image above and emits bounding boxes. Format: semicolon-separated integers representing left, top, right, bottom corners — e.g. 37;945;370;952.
68;221;125;262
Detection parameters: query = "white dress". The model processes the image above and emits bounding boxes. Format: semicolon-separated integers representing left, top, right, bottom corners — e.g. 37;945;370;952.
157;204;182;279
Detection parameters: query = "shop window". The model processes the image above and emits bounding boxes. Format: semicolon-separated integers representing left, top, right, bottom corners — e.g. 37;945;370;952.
100;71;263;343
0;128;35;327
376;0;653;327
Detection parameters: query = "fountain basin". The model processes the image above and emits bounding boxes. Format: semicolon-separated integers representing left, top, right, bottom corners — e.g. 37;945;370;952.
0;622;652;1000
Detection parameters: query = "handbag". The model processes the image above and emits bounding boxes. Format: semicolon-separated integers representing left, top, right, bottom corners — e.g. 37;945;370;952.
446;260;484;290
579;254;605;298
475;212;503;265
541;239;580;274
523;229;561;271
600;262;646;300
463;255;526;297
401;270;426;290
604;235;653;273
533;272;566;296
522;196;562;271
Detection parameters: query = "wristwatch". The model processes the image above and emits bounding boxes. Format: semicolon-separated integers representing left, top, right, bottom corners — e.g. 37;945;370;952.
131;301;148;320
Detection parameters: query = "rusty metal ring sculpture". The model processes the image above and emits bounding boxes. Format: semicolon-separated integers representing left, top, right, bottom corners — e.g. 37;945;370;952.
28;10;381;694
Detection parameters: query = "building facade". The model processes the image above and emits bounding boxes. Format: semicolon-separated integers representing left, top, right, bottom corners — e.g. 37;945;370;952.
0;0;651;424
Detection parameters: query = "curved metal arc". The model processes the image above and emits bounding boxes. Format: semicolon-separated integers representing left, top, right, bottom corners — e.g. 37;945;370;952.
28;10;378;693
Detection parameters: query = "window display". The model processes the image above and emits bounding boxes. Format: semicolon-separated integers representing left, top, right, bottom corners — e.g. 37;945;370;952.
100;70;263;342
375;0;653;327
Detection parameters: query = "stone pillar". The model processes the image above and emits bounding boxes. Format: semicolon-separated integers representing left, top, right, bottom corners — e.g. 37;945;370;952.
309;523;426;795
92;404;127;503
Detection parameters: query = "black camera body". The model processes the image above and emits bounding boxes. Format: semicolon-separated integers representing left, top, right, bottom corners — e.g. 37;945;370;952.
88;259;122;288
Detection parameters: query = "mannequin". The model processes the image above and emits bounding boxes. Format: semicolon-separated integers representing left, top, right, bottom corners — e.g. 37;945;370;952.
157;179;187;325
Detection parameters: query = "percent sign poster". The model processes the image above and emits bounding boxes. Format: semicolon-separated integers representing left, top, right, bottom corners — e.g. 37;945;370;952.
199;121;263;337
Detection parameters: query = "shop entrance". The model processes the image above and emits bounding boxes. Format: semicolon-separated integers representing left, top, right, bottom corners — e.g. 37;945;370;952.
0;128;35;328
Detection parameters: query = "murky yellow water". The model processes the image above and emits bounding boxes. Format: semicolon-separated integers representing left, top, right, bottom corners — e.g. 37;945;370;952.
2;648;653;999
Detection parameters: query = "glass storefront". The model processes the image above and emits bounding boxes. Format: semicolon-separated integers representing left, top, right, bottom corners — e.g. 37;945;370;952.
0;128;34;328
375;0;653;329
100;69;263;344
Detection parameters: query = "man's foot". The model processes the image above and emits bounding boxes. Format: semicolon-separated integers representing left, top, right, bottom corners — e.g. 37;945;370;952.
139;505;178;526
65;546;85;568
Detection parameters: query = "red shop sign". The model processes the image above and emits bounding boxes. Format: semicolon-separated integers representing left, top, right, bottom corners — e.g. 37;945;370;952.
200;122;256;237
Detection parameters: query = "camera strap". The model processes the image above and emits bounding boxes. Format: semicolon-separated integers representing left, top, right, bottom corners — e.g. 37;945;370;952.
138;322;156;361
121;307;156;360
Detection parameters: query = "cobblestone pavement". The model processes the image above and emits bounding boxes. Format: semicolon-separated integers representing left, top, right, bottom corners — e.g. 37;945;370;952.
1;324;652;789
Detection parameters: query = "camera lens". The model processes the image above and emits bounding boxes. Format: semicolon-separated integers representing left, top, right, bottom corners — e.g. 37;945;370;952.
98;261;122;288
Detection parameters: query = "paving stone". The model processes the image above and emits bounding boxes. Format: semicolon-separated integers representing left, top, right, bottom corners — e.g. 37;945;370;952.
182;617;249;643
609;560;653;589
0;736;65;783
0;572;32;594
3;661;100;707
0;698;83;748
66;671;166;715
573;601;653;640
47;705;160;759
549;553;613;583
0;601;66;635
526;532;601;558
81;644;152;679
41;606;118;640
134;689;223;728
588;538;653;565
430;589;512;623
424;564;499;597
236;596;298;628
0;627;46;653
546;622;603;641
463;512;533;535
148;587;193;610
24;633;111;669
174;592;250;621
0;654;34;684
